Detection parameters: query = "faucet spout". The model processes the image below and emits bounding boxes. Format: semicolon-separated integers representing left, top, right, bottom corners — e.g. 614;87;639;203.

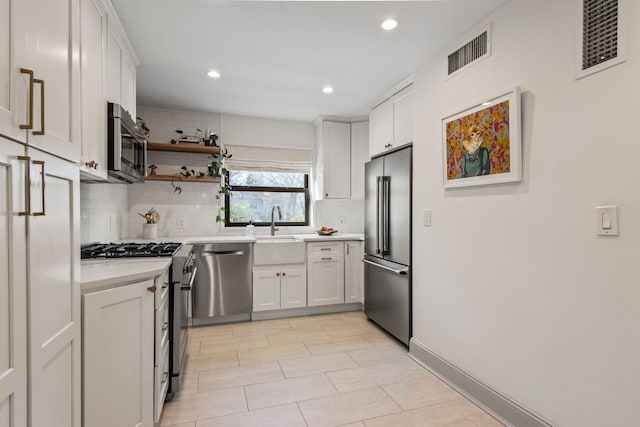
270;205;282;236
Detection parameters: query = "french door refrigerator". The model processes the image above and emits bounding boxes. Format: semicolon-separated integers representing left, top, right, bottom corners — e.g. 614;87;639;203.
364;145;412;346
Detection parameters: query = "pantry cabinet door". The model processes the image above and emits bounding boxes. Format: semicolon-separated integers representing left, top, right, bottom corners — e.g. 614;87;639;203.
0;139;27;427
0;0;28;143
322;121;351;199
26;148;81;427
14;0;81;162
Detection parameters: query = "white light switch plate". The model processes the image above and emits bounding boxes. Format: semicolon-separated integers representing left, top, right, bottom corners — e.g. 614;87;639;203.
424;209;432;227
177;217;188;229
596;206;618;236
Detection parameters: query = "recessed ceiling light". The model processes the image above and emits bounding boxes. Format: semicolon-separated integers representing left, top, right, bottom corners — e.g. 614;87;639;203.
322;86;334;94
207;70;221;79
482;101;492;106
381;18;398;31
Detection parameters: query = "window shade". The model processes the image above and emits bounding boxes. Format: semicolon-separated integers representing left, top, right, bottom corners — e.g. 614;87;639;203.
224;145;313;174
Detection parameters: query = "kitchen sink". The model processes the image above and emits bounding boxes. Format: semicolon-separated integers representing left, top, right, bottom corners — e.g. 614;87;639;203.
254;236;305;265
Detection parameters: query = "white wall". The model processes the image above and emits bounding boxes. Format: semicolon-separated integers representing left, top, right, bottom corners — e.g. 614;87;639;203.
412;1;640;426
80;183;128;244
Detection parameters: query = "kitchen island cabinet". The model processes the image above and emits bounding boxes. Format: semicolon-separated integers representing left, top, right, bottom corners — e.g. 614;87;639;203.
83;278;155;427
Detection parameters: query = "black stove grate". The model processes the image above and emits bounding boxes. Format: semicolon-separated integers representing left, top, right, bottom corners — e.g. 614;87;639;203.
81;242;182;259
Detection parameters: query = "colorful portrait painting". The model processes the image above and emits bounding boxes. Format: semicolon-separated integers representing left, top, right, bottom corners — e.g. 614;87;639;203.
442;88;521;188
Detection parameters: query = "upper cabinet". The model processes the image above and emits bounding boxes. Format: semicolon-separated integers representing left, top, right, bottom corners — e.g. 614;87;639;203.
369;83;413;157
314;119;369;200
107;12;138;119
1;0;81;161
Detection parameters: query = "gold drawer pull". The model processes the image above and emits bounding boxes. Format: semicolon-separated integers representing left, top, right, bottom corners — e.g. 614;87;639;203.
19;69;34;130
31;160;45;216
17;156;31;216
32;78;45;135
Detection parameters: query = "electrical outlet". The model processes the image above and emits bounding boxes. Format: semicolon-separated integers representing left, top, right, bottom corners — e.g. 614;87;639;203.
424;210;432;226
339;216;347;225
177;217;187;229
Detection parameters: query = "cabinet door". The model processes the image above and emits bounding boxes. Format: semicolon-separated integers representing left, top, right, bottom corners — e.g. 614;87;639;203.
0;0;28;143
350;121;369;200
253;269;281;311
121;53;137;119
15;0;81;162
83;279;154;427
392;86;413;146
0;139;27;427
80;0;108;180
307;255;345;306
345;242;364;304
106;23;122;105
322;121;351;199
26;148;81;427
280;267;307;309
369;101;393;156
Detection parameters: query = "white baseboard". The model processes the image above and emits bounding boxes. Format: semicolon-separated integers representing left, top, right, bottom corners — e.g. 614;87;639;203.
409;338;553;427
251;303;363;321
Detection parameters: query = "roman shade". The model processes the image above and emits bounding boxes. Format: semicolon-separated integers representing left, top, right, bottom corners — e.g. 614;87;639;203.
224;144;313;174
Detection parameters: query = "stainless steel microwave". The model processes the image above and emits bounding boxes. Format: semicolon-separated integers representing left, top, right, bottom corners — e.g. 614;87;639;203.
107;102;147;183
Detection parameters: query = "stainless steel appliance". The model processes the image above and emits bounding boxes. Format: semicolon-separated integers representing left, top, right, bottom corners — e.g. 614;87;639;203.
167;244;196;398
107;102;147;183
192;243;252;326
364;145;412;346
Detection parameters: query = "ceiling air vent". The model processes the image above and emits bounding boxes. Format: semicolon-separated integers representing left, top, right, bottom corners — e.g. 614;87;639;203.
576;0;626;79
447;27;491;78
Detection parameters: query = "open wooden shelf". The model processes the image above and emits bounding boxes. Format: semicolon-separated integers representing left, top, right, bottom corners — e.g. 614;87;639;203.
147;141;220;154
145;174;221;183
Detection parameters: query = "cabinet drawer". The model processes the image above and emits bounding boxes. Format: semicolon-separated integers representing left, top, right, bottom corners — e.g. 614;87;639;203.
308;241;344;256
155;270;170;308
154;339;170;422
155;296;169;365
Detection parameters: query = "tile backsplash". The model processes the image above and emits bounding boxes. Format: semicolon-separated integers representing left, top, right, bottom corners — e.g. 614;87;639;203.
315;199;364;234
80;183;129;244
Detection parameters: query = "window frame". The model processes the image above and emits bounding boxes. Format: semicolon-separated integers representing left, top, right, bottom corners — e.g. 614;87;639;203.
224;172;310;227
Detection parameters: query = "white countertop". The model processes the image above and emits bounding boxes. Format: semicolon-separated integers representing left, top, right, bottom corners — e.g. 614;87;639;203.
112;233;364;244
81;258;171;293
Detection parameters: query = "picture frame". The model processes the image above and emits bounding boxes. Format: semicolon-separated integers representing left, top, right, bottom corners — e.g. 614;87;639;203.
442;87;521;188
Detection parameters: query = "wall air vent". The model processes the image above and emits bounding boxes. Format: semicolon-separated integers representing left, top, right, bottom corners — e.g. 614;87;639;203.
576;0;626;79
447;27;491;78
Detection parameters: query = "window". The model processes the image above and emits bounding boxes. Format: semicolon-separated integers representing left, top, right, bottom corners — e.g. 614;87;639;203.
225;170;310;226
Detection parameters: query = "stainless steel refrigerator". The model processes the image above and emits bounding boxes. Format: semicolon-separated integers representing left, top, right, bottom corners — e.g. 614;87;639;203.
364;145;412;346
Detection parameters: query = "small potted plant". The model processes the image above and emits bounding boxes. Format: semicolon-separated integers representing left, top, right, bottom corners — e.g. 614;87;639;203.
138;207;159;239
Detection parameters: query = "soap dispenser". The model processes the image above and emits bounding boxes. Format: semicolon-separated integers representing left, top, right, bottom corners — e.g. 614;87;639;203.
245;220;255;236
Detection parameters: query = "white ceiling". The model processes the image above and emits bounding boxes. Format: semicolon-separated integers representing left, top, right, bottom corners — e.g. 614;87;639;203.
112;0;508;123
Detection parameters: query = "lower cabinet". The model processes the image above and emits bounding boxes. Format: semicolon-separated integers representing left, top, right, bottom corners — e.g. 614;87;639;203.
307;242;345;306
153;269;171;422
83;279;155;427
253;265;306;311
345;241;364;304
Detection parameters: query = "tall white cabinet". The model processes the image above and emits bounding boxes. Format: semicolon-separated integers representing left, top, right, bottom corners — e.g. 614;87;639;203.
369;83;413;157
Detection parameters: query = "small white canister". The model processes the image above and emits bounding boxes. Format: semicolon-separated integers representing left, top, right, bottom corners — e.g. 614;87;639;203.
143;223;158;239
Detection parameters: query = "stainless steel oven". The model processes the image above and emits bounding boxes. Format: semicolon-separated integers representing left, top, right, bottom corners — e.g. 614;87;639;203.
167;244;196;399
107;102;147;183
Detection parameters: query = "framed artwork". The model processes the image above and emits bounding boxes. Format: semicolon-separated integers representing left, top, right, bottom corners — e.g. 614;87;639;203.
442;87;521;188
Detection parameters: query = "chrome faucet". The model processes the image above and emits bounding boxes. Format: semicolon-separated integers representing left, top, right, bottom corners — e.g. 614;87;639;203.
270;205;282;236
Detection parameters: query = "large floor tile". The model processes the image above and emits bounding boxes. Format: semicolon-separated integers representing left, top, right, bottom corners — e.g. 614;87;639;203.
363;403;477;427
198;362;284;391
266;330;334;346
237;342;311;365
347;343;408;366
159;387;247;425
180;372;198;395
188;325;234;340
232;318;295;337
306;335;373;356
448;398;505;427
382;378;462;411
162;422;194;427
279;352;358;378
199;334;270;354
327;358;435;393
298;387;402;427
245;373;338;410
184;350;238;373
196;403;307;427
288;314;351;332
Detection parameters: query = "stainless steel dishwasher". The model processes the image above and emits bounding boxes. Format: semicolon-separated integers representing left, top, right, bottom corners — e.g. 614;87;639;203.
191;243;253;326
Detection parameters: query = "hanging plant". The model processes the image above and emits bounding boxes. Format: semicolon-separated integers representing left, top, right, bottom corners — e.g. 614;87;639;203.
171;166;206;194
210;147;233;223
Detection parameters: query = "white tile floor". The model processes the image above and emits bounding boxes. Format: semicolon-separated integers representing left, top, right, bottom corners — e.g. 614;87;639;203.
159;312;503;427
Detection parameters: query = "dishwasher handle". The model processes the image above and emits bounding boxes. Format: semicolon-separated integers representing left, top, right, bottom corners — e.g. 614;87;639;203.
200;250;246;256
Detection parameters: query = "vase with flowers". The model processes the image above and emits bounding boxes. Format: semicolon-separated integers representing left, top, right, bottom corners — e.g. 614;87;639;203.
138;207;159;239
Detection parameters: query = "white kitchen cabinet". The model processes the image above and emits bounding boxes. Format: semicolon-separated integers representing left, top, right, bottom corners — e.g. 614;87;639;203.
253;266;307;311
153;268;171;423
79;0;108;180
13;0;81;162
0;139;28;427
83;279;155;427
26;147;81;427
369;84;413;157
307;242;345;306
315;120;351;199
107;12;138;118
345;241;364;304
350;121;369;199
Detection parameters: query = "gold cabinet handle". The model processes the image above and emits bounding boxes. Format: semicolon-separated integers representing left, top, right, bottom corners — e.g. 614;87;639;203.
32;78;45;136
147;285;157;293
17;156;31;216
85;161;98;169
31;160;45;216
19;69;34;130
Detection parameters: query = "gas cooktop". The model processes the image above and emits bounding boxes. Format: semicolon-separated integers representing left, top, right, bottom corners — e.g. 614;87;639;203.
81;242;182;259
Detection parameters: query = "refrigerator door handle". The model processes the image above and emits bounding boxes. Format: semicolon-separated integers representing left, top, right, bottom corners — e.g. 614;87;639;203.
382;176;391;255
362;259;408;275
376;176;382;255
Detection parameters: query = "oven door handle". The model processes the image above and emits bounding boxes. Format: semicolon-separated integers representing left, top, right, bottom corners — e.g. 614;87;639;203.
181;266;197;291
